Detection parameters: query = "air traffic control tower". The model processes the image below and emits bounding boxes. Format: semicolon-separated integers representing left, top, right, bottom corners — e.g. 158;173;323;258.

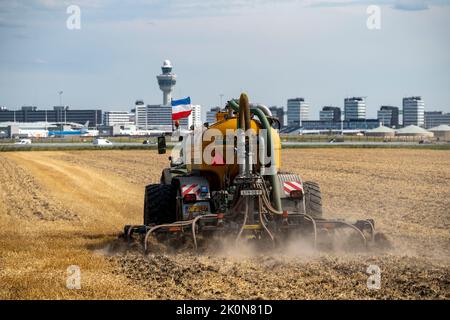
157;60;177;105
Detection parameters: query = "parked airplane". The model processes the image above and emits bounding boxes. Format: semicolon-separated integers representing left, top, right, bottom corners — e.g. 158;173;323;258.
48;121;98;137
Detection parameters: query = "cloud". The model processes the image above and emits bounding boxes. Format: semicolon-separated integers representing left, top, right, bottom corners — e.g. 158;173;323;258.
1;0;448;18
34;58;48;64
393;1;429;11
310;0;449;11
33;0;106;10
309;1;357;8
0;0;294;20
0;19;26;29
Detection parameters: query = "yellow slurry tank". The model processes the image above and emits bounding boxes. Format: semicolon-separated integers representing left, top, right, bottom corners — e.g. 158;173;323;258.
187;116;281;190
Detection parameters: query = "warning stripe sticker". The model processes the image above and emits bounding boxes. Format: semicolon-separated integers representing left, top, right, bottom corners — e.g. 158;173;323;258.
283;181;302;196
181;184;200;196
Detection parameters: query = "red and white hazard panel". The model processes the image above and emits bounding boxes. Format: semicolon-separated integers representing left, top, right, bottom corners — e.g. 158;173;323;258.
283;181;303;196
181;184;200;196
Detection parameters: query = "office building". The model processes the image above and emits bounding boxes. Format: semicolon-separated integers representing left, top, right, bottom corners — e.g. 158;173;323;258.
344;97;366;121
377;106;399;128
206;107;221;124
133;100;146;127
269;106;285;128
0;106;101;125
424;111;450;129
135;101;187;130
103;111;134;126
189;104;202;128
403;96;425;127
287;98;309;126
320;106;341;122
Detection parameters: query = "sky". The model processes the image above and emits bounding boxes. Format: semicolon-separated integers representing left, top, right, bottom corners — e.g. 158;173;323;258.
0;0;449;119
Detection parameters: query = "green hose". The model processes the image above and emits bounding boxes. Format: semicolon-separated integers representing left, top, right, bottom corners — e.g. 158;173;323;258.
228;99;240;112
251;108;282;211
228;100;240;129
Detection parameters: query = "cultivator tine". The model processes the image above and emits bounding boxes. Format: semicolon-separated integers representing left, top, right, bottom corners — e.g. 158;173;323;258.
144;224;166;253
126;225;143;241
234;200;249;243
286;213;318;249
302;214;318;249
143;214;218;253
258;197;276;247
315;220;368;248
123;225;148;243
355;219;377;243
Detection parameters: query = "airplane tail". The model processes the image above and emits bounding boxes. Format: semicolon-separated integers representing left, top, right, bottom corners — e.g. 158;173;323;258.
81;121;89;133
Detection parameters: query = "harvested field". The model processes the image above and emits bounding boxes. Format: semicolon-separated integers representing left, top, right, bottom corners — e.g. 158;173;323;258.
0;149;449;299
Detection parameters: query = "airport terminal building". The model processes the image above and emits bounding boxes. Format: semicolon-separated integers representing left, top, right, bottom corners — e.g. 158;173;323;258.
0;106;102;126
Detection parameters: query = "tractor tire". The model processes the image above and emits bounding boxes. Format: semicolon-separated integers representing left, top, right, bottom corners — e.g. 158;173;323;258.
143;184;176;225
303;181;322;218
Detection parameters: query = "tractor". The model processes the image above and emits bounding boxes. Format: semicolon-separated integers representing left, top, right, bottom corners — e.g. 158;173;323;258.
124;93;386;252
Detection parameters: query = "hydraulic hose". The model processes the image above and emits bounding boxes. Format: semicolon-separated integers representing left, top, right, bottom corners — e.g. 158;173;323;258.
230;99;246;174
240;94;251;132
228;98;282;211
239;93;252;175
250;103;272;117
228;99;242;130
251;107;282;211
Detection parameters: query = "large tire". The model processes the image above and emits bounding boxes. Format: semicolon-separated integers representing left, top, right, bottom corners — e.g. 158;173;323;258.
143;184;176;225
303;181;322;218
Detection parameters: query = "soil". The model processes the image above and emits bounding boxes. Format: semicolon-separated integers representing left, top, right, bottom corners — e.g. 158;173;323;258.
0;149;448;299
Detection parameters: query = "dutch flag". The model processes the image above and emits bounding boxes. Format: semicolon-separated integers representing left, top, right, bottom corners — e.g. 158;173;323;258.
171;97;192;120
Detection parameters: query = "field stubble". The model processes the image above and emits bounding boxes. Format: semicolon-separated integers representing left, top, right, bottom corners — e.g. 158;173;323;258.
0;149;449;299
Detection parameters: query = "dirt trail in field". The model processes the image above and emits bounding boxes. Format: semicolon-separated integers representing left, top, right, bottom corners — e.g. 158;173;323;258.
0;149;449;299
7;152;143;225
0;156;78;221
